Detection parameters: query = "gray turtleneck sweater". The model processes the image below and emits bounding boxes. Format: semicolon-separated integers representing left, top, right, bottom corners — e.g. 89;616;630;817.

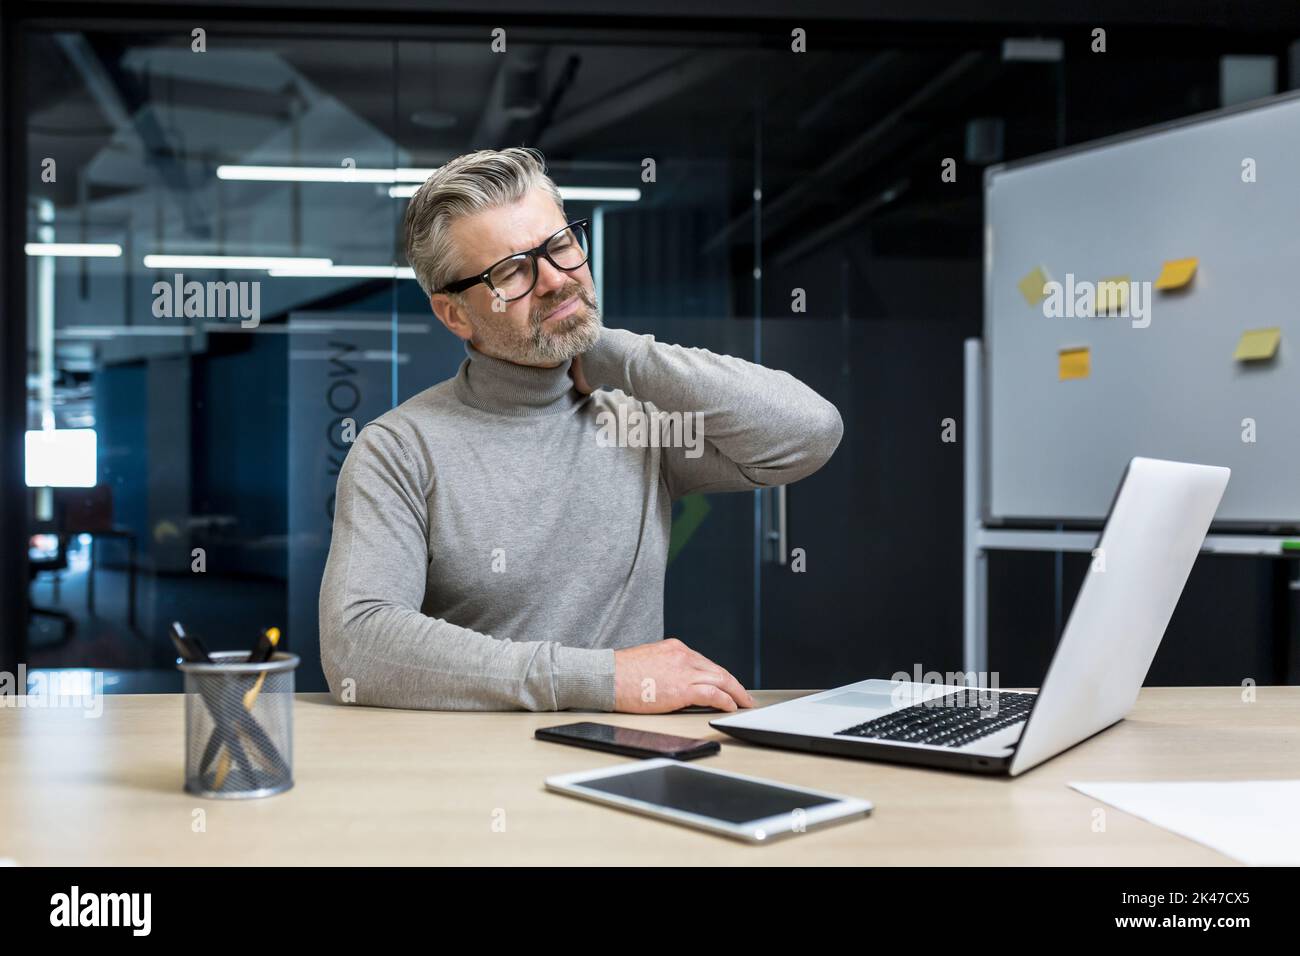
318;326;842;711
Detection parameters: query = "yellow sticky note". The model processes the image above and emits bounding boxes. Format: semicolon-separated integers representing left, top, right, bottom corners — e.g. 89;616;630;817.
1017;266;1051;306
1154;257;1198;290
1096;276;1129;314
1059;347;1090;380
1234;328;1281;362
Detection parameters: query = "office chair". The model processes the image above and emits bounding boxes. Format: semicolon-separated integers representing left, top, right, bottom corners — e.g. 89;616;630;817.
28;529;76;643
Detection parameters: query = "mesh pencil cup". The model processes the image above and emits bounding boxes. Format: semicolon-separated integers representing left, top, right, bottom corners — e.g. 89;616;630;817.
178;650;298;799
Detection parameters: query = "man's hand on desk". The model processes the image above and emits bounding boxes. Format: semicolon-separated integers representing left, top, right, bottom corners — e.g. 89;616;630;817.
613;638;757;713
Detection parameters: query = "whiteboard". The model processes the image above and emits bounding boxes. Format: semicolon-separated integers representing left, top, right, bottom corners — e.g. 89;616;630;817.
985;91;1300;527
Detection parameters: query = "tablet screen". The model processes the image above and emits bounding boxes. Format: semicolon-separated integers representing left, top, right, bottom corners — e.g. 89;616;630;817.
575;763;839;824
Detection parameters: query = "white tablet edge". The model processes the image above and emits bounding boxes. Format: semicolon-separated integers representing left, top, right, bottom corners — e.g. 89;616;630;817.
545;757;873;843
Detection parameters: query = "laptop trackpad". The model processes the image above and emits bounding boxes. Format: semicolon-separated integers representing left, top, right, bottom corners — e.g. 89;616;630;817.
813;691;900;713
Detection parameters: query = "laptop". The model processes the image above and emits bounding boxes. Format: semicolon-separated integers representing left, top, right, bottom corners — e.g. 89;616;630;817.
711;457;1230;776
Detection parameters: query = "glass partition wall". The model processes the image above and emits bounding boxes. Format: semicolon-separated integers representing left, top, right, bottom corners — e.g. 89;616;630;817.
19;24;777;691
88;13;1300;712
19;14;1284;695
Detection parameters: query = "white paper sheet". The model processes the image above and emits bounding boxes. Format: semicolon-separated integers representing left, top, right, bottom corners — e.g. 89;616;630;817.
1069;780;1300;865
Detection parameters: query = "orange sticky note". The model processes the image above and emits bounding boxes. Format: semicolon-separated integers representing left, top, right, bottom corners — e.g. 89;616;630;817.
1095;276;1129;315
1018;266;1051;306
1059;347;1090;380
1234;328;1280;362
1154;257;1198;290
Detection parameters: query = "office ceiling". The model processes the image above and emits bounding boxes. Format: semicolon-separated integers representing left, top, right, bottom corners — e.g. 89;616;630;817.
17;20;1261;296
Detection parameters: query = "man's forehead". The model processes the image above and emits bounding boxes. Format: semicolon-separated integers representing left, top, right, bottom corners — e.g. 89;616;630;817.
454;191;564;265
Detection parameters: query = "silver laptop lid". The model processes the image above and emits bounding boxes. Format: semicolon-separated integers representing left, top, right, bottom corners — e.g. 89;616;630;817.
1008;457;1229;776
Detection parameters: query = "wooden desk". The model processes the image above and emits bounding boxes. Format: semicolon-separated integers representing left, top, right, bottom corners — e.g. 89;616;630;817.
1;687;1295;865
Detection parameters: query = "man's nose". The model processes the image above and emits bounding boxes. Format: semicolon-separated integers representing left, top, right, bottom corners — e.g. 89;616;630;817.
533;256;570;295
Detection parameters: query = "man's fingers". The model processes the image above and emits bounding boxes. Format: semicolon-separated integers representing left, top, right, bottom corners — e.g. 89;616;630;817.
717;667;757;708
702;662;755;707
690;682;739;712
691;681;743;712
695;668;752;709
687;657;756;708
569;354;591;394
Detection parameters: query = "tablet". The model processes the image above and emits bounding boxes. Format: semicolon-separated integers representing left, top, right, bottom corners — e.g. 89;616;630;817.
545;758;872;843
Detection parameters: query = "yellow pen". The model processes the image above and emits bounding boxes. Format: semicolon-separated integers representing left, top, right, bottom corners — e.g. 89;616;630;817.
214;627;281;789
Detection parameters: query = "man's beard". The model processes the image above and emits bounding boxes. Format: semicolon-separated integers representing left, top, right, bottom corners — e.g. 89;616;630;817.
470;281;603;367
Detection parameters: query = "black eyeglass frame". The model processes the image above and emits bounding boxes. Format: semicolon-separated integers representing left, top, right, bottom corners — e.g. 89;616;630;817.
434;218;592;301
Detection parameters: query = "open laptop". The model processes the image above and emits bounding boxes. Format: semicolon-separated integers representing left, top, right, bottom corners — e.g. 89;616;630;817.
712;457;1230;776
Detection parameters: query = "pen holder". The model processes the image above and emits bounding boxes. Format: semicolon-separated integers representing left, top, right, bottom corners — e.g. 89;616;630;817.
178;650;298;799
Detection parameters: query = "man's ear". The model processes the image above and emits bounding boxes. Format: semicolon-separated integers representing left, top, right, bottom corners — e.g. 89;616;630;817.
430;292;473;341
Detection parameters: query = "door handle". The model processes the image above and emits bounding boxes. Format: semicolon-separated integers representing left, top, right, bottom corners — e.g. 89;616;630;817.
763;485;788;566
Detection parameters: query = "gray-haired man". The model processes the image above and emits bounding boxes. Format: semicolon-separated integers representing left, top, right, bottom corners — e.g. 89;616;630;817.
319;147;842;712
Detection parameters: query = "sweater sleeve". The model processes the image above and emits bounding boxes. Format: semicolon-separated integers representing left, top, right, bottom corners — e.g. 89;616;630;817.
579;327;843;499
318;423;616;711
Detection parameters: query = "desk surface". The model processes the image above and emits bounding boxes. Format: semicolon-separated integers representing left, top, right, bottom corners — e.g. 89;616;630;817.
2;687;1295;865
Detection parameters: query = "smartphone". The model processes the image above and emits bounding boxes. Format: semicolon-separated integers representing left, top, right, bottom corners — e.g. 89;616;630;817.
535;721;720;760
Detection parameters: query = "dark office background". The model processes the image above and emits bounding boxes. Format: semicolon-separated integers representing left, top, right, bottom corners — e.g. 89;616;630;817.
3;0;1299;695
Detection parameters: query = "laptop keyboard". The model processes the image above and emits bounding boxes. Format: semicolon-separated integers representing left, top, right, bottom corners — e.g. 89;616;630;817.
834;691;1037;748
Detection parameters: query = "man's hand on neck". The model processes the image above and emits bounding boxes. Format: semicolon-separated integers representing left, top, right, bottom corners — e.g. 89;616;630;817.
568;354;593;395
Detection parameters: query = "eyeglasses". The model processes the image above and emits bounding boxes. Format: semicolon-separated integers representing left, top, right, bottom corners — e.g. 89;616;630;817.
435;219;591;302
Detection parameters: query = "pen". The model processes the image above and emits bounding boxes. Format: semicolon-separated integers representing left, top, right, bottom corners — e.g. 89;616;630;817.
213;627;283;789
172;621;256;784
168;621;211;664
249;626;280;664
242;626;280;708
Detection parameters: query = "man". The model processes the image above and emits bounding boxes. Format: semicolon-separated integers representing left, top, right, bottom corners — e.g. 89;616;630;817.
319;146;842;712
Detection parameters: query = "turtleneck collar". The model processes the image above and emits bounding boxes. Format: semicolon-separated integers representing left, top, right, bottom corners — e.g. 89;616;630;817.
452;340;583;417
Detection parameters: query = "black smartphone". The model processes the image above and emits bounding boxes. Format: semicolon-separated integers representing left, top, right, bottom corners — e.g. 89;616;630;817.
535;722;721;760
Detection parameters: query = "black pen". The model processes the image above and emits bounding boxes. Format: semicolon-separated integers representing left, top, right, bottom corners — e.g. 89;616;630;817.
169;621;212;664
248;626;280;665
173;621;257;784
212;627;283;788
